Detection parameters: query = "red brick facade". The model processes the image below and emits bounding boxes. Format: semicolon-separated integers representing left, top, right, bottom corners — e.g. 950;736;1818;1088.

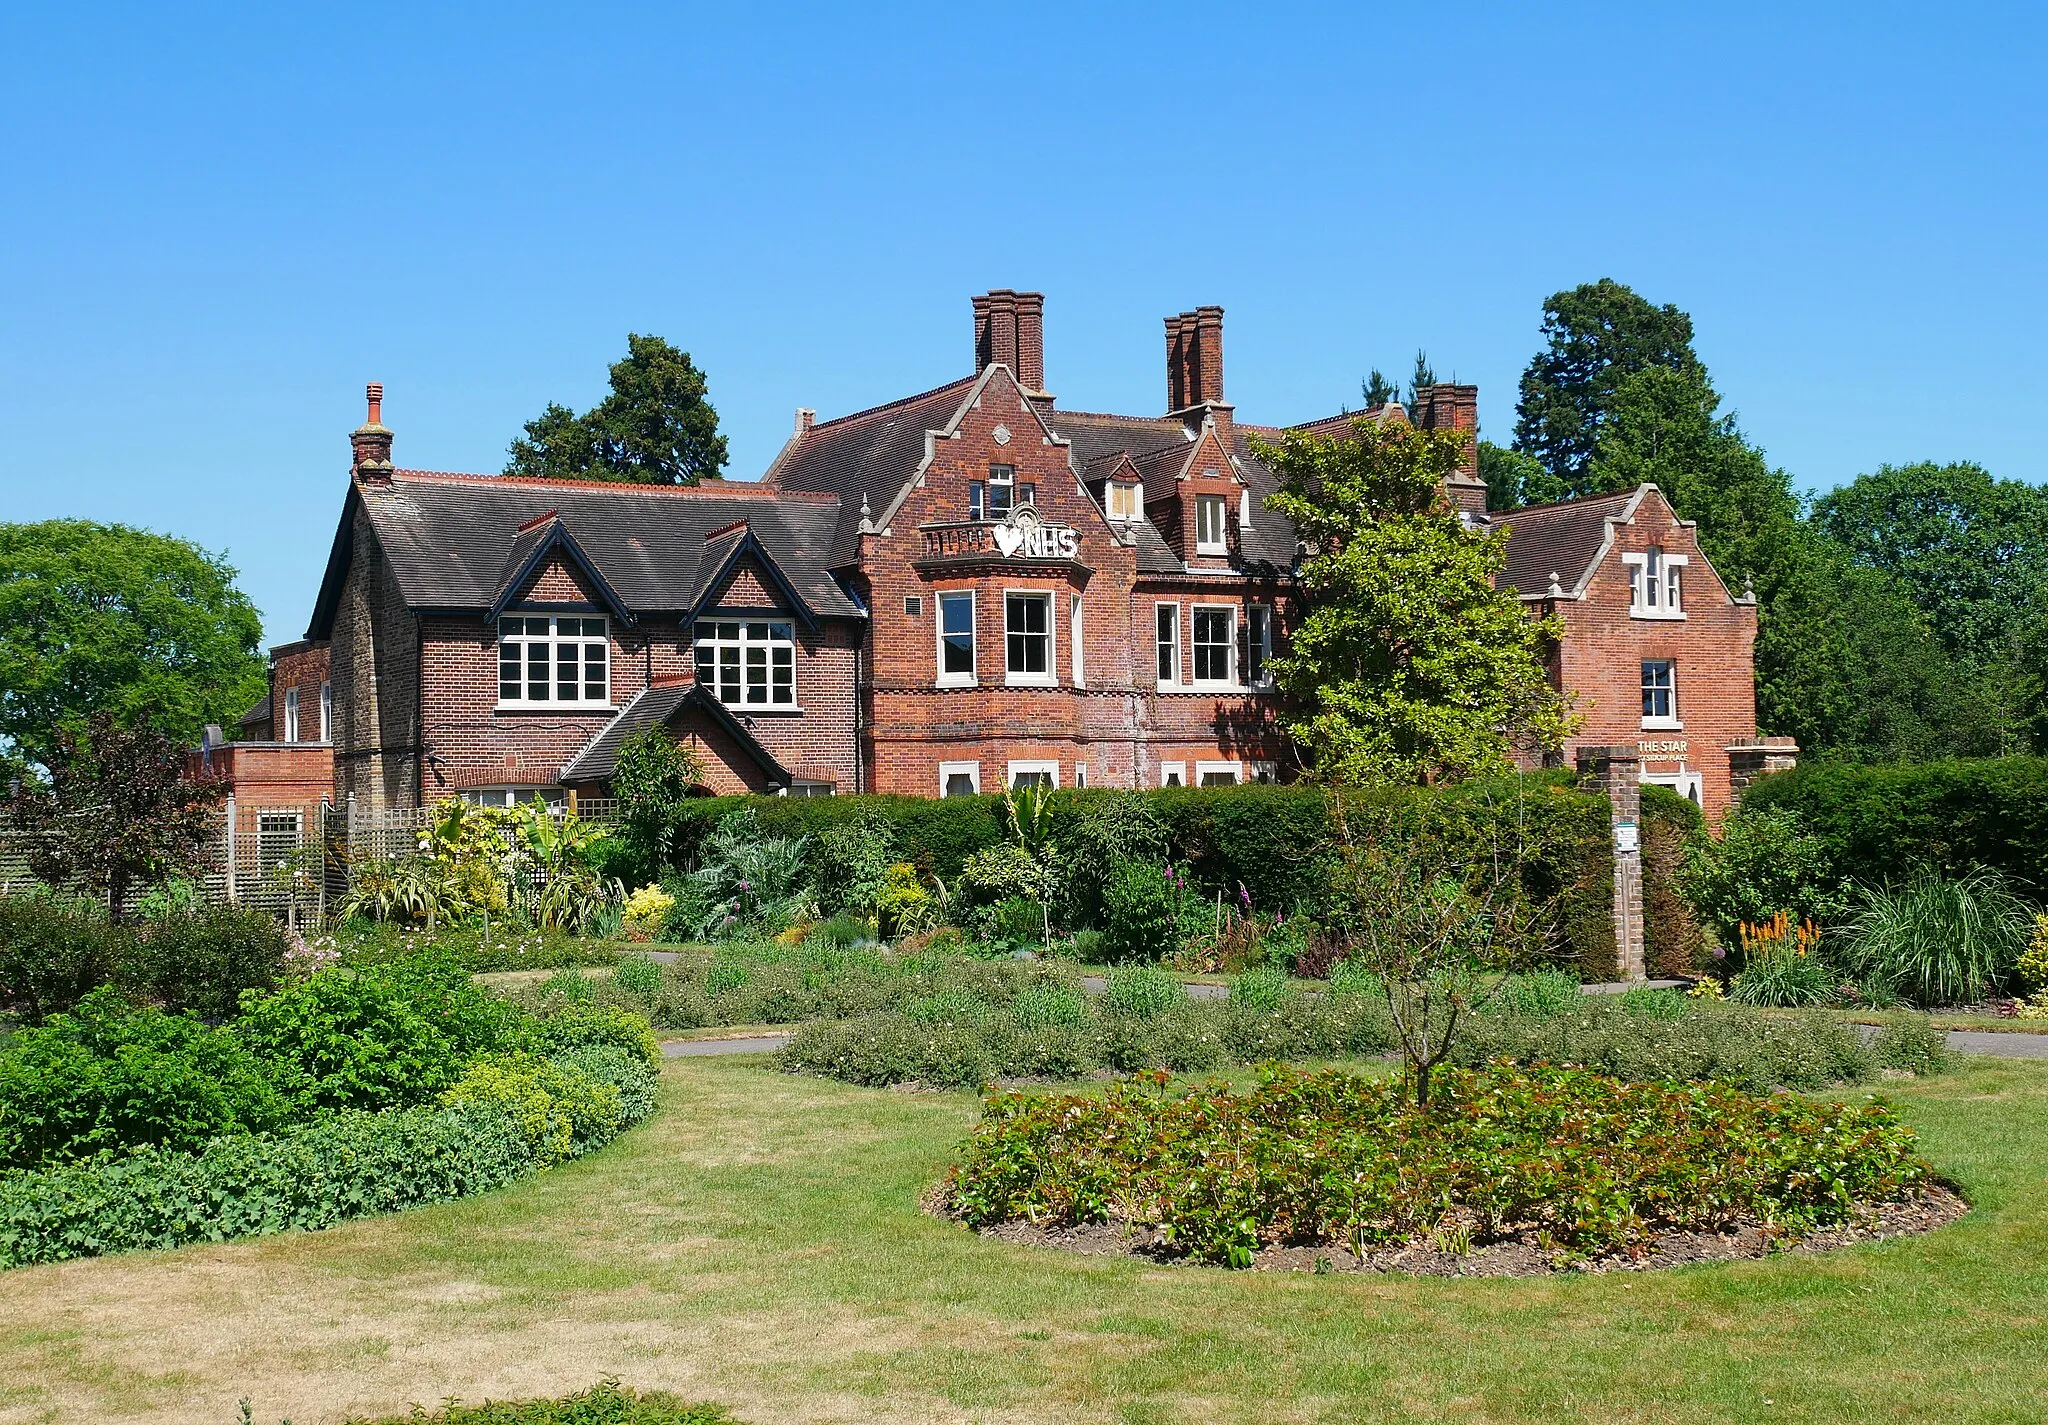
286;293;1765;811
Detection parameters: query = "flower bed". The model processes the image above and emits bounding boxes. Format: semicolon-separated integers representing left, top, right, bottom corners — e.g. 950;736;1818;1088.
943;1065;1949;1270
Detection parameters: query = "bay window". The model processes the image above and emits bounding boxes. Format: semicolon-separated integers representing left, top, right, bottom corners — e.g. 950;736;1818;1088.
694;619;795;707
500;615;610;707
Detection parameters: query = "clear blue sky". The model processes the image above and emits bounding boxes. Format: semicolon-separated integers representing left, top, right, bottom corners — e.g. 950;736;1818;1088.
2;2;2041;644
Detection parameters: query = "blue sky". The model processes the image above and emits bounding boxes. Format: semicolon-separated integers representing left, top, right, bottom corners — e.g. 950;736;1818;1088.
2;2;2041;644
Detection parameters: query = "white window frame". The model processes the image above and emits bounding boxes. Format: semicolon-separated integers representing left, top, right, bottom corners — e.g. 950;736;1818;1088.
1007;759;1059;790
1250;759;1280;784
936;589;977;687
1239;486;1253;530
1641;658;1681;730
1159;761;1187;788
1190;604;1237;688
1643;768;1703;805
693;618;797;710
1074;763;1087;788
972;464;1016;521
785;780;834;797
1196;493;1229;555
281;687;299;743
460;786;567;810
1003;589;1056;687
1106;481;1142;521
1070;593;1085;688
1155;602;1181;687
500;614;612;709
1247;605;1274;689
938;761;981;797
1622;547;1688;619
1196;760;1243;787
318;681;331;742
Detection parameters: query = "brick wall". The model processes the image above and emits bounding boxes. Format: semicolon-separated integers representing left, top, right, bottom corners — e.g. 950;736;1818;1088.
331;506;421;812
1544;494;1758;820
267;642;332;745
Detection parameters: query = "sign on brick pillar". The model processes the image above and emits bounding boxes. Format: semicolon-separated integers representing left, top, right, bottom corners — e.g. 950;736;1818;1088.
1576;745;1646;982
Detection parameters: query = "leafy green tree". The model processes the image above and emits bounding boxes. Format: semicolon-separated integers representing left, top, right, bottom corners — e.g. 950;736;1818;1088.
0;520;265;776
1512;278;1700;496
5;714;226;920
506;334;730;485
1477;440;1561;511
610;725;706;877
1813;462;2048;666
1256;421;1576;785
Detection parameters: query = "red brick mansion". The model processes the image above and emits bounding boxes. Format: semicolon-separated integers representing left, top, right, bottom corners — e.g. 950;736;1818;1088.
246;292;1783;819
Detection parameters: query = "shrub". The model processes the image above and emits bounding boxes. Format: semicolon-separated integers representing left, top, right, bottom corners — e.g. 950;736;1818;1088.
1101;964;1185;1020
1617;986;1689;1021
125;903;292;1019
1676;804;1852;940
334;1381;732;1424
2020;915;2048;994
1869;1015;1954;1076
523;1002;663;1068
1838;867;2034;1007
622;885;676;936
541;967;597;1002
611;955;664;998
1325;956;1384;1002
1228;964;1293;1012
1012;982;1089;1030
0;988;286;1170
1055;792;1170;927
1488;968;1583;1017
1101;862;1189;963
812;812;897;916
0;894;129;1023
440;1052;624;1164
1742;756;2048;896
946;1065;1934;1266
234;956;519;1115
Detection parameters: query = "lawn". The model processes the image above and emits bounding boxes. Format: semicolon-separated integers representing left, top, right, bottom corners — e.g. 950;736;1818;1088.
1;1055;2044;1425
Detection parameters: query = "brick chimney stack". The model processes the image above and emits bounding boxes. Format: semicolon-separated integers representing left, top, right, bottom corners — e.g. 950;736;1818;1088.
1416;383;1486;518
973;289;1046;393
1164;306;1224;411
351;383;394;485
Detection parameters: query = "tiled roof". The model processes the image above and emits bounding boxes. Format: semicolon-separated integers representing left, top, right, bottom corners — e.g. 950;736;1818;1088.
1493;489;1638;596
557;682;790;786
310;471;861;636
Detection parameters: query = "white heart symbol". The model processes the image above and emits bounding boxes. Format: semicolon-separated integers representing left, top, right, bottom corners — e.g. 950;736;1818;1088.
993;525;1024;557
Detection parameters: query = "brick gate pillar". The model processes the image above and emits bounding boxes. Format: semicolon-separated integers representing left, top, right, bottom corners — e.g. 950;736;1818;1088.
1577;745;1645;982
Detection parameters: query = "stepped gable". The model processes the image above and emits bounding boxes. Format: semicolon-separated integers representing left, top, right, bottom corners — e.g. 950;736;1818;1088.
762;376;979;564
1492;489;1640;596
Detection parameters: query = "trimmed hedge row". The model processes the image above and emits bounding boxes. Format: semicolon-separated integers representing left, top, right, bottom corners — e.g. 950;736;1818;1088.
0;1044;658;1269
666;777;1701;978
1742;756;2048;894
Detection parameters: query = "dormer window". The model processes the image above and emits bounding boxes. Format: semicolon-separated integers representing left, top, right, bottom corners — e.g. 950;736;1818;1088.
1196;494;1228;555
500;615;610;707
1624;546;1687;618
695;619;795;706
1106;481;1142;521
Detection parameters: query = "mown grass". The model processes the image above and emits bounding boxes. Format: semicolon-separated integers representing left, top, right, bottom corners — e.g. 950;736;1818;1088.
0;1055;2043;1424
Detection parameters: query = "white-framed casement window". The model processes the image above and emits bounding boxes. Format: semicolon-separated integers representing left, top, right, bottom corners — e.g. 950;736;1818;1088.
1004;591;1054;686
1247;605;1274;688
1623;546;1687;618
1644;769;1703;805
318;681;332;741
1191;605;1236;687
936;590;976;686
500;615;611;707
1196;760;1242;787
1106;481;1142;521
1008;759;1059;790
693;619;795;708
939;761;981;797
1155;603;1180;686
281;687;299;743
1070;594;1085;687
461;786;567;810
786;780;834;797
1196;494;1229;554
970;463;1016;520
1641;659;1680;729
1238;487;1253;530
1251;760;1280;784
1074;763;1087;788
1159;761;1187;788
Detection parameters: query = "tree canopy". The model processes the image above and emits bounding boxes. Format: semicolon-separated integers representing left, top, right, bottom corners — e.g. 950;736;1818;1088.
0;520;266;777
506;334;730;485
1256;421;1576;786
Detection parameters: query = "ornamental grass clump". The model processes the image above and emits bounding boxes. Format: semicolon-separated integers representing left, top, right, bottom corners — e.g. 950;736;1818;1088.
945;1064;1937;1268
1838;868;2033;1008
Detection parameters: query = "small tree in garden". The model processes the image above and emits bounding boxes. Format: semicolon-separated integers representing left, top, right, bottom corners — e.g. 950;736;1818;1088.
1254;420;1576;785
5;713;225;920
1329;788;1562;1109
611;725;705;877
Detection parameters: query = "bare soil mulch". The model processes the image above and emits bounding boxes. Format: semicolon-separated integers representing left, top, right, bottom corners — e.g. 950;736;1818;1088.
939;1186;1969;1278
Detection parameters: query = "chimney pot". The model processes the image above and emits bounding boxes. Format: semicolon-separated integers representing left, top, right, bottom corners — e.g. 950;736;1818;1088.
351;381;395;484
365;382;384;426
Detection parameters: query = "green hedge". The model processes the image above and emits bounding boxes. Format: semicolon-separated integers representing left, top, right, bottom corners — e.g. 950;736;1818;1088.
1742;757;2048;895
0;1045;658;1269
669;776;1673;976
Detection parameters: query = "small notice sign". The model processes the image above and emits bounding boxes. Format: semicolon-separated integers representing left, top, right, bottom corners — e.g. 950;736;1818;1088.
1613;820;1640;855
